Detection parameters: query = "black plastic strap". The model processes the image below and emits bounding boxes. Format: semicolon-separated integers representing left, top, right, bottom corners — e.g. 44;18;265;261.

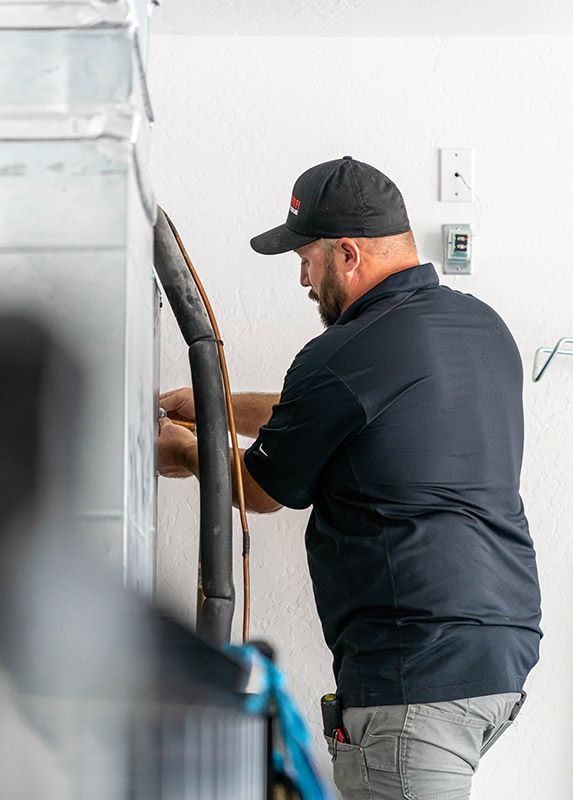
188;334;224;347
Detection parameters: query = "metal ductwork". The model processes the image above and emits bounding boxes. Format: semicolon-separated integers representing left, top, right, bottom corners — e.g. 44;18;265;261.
0;0;158;596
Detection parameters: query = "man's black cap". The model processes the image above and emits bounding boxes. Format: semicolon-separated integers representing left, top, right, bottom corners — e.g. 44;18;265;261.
250;156;411;255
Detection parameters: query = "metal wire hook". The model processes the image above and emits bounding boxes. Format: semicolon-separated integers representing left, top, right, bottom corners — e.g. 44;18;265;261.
532;337;573;382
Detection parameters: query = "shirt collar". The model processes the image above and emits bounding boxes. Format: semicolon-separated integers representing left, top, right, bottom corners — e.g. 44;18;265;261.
336;262;439;325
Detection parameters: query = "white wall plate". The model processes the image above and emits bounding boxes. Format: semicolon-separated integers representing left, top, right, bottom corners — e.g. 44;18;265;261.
439;148;474;202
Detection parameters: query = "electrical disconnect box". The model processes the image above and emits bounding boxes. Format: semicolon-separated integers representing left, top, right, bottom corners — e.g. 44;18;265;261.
442;224;472;274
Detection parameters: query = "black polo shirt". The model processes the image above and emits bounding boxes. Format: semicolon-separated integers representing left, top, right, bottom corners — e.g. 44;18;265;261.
244;263;542;707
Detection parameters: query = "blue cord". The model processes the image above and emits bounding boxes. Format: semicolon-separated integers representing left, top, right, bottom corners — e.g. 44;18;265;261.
228;645;333;800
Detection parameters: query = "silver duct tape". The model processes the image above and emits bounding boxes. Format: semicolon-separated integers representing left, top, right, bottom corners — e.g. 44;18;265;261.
0;1;133;30
0;123;156;238
0;110;156;222
0;26;154;124
0;108;137;140
243;653;269;697
80;511;125;520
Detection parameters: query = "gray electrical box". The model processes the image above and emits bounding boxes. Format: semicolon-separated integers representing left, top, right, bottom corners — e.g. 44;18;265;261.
442;224;472;274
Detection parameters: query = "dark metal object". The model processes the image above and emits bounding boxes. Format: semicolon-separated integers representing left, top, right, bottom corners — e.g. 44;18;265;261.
153;206;235;646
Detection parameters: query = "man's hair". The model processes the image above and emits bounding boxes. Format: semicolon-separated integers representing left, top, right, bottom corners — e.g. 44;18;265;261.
320;230;417;257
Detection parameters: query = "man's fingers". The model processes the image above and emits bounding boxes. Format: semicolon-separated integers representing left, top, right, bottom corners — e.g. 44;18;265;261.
159;467;189;478
159;387;195;421
157;416;196;479
166;411;189;422
158;415;196;444
160;387;186;399
172;419;196;432
160;393;182;411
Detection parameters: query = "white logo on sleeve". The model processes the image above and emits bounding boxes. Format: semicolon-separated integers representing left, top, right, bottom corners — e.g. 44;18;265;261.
258;443;269;457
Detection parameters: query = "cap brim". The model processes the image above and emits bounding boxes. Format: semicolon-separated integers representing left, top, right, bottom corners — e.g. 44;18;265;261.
250;223;319;255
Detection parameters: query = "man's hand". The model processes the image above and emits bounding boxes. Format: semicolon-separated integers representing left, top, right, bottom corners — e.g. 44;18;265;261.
158;417;198;478
160;387;196;422
158;418;281;513
160;387;280;438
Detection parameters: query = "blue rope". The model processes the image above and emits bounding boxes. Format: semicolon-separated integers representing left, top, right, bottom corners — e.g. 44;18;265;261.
228;645;333;800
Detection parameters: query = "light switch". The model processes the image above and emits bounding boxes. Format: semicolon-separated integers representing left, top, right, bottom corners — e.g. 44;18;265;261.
439;148;474;202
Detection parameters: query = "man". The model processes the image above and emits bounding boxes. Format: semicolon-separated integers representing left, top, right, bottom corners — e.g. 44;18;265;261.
159;157;542;799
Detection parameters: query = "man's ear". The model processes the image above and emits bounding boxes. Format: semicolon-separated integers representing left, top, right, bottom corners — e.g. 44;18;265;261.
337;238;361;273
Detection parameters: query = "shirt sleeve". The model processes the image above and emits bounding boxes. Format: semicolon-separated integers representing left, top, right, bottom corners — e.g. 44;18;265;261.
243;359;366;510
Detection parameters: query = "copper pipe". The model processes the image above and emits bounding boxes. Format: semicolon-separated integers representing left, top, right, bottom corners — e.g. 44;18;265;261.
165;214;251;643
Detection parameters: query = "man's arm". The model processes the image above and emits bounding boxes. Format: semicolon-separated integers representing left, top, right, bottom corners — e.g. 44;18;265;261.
158;418;282;514
230;393;280;438
160;388;279;439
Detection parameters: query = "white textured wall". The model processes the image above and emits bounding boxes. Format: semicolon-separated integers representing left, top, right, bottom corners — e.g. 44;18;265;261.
150;35;573;798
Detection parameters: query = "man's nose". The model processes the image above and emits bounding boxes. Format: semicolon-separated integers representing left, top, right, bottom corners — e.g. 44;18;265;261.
300;264;310;287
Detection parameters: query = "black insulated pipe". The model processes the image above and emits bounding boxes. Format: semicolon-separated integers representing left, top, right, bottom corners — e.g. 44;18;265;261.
154;207;234;647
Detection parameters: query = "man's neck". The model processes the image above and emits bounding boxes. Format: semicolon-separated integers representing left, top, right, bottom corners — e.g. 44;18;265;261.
341;259;421;314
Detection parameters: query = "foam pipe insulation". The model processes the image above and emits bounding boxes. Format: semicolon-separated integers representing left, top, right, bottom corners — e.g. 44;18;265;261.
154;207;235;646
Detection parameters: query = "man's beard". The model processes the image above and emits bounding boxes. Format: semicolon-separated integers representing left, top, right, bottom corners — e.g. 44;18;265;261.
308;251;346;327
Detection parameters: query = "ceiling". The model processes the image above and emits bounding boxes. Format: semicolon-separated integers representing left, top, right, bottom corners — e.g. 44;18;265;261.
151;0;573;37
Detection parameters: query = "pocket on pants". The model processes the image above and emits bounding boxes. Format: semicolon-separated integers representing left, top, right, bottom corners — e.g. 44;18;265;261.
400;705;482;800
324;735;372;799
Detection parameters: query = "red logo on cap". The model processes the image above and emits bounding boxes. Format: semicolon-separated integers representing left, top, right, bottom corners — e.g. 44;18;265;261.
290;195;301;215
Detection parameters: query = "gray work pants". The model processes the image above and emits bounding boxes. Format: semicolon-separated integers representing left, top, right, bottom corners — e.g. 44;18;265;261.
325;692;524;799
